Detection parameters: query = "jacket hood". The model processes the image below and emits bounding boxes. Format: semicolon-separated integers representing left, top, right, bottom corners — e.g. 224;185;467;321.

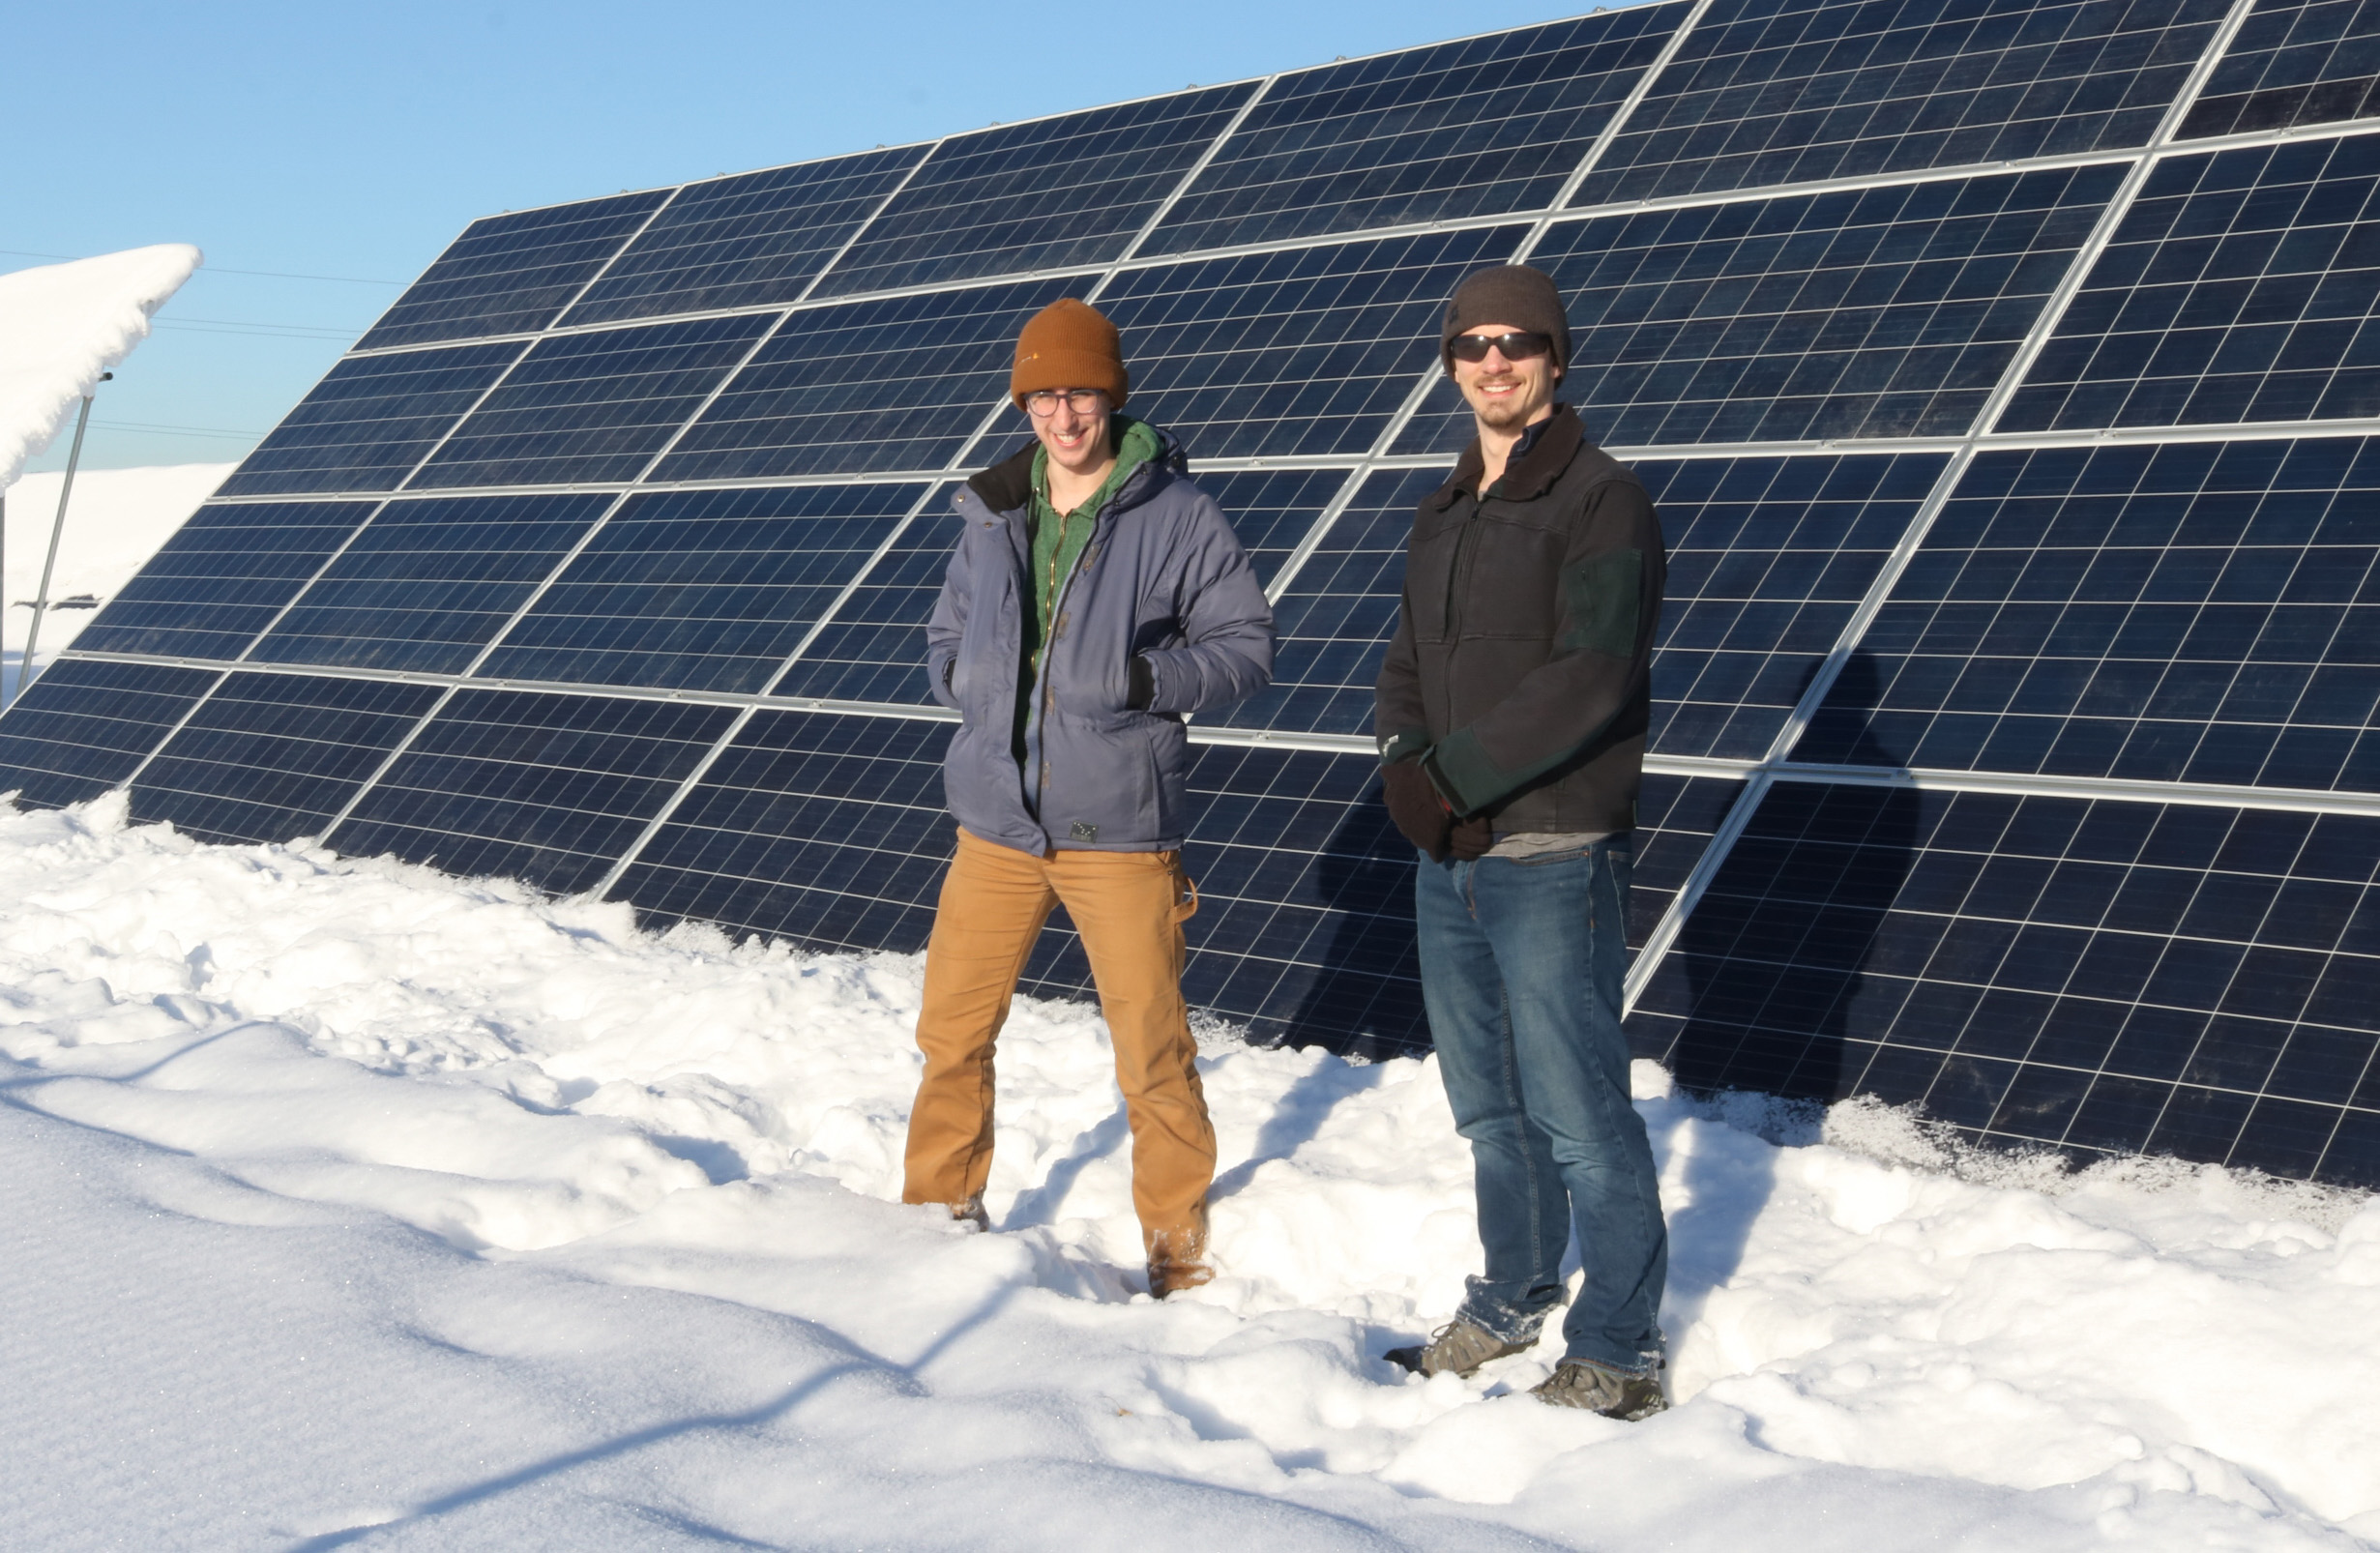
962;416;1187;518
1428;403;1587;511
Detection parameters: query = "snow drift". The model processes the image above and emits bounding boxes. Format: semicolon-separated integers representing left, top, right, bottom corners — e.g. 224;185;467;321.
0;792;2374;1549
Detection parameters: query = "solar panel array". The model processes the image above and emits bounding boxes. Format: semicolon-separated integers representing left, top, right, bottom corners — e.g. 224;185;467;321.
9;0;2380;1187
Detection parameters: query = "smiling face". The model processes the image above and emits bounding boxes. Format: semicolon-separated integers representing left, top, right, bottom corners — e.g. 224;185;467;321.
1030;389;1114;484
1451;323;1561;436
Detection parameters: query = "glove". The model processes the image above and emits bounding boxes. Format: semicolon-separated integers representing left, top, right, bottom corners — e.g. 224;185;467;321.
1127;655;1154;710
1382;758;1454;862
1449;813;1494;860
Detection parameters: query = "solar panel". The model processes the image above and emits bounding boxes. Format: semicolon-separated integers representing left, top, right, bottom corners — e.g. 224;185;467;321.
2000;133;2380;430
247;493;618;674
1626;779;2380;1183
1142;6;1689;255
2180;0;2380;137
354;191;671;351
12;7;2380;1185
1794;437;2380;790
69;501;381;660
129;672;445;845
217;342;525;497
477;483;934;694
808;86;1259;297
560;148;930;328
1573;0;2234;206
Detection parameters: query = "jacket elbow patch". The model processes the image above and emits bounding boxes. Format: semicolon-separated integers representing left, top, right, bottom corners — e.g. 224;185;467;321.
1560;549;1643;657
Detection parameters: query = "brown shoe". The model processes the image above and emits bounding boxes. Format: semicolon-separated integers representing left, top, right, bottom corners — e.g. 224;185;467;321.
1385;1318;1531;1378
947;1198;989;1232
1146;1224;1212;1299
1530;1359;1668;1420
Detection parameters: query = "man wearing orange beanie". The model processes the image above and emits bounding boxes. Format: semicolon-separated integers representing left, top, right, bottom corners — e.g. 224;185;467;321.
906;297;1275;1298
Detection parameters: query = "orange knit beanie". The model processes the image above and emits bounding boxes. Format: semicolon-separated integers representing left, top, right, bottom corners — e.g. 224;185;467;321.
1011;298;1129;408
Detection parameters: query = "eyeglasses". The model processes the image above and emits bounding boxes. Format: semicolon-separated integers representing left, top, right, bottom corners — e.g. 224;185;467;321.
1024;389;1107;417
1449;331;1551;364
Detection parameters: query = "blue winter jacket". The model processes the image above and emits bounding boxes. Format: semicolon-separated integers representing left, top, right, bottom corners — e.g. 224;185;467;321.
926;426;1275;854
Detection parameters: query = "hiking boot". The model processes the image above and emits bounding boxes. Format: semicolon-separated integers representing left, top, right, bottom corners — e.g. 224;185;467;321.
1147;1225;1212;1300
947;1198;989;1232
1529;1360;1667;1420
1385;1318;1531;1378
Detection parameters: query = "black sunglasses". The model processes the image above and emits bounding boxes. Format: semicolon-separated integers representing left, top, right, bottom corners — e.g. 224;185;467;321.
1449;331;1552;364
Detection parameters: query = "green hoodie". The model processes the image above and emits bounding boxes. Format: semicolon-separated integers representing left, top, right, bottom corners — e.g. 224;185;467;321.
1013;414;1162;764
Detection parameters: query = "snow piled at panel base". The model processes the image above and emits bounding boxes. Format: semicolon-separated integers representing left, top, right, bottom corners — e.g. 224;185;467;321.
1;795;2375;1551
0;245;200;486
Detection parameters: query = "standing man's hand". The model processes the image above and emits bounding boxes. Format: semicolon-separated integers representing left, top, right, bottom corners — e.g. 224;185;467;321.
1383;758;1454;861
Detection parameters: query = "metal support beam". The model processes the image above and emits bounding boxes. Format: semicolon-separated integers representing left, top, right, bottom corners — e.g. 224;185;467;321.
16;376;108;704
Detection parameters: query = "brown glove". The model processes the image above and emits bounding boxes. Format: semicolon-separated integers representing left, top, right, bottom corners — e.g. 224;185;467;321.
1448;813;1494;860
1381;758;1453;861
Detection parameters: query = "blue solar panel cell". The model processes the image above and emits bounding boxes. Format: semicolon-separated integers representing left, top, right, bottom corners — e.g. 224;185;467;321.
68;501;378;661
766;492;959;707
649;277;1092;483
356;191;671;351
1645;452;1948;760
1572;0;2230;208
408;313;778;489
1105;224;1526;460
559;148;929;327
216;343;525;498
1398;164;2126;454
2001;133;2380;431
329;689;737;895
2182;0;2380;137
1212;466;1443;735
130;673;442;844
1194;467;1361;588
809;85;1257;298
246;493;617;675
1626;779;2380;1186
1141;7;1686;256
477;483;931;694
0;660;220;809
615;710;956;953
1795;437;2380;792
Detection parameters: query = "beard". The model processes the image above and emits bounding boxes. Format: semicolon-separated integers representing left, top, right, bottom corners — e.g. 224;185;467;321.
1466;379;1543;431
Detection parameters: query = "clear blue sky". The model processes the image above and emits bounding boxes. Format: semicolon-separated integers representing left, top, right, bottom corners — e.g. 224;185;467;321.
13;0;1586;473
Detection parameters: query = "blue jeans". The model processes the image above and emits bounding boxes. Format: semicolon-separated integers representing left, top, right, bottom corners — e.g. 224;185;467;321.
1414;838;1668;1375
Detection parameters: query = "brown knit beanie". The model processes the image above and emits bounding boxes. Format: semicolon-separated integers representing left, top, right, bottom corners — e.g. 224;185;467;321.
1012;297;1130;408
1440;265;1570;376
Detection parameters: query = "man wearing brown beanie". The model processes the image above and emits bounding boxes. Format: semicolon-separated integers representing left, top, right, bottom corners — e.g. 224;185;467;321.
1375;265;1672;1418
906;296;1275;1298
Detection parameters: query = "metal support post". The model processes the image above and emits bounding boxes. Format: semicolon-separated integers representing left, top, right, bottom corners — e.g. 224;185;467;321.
17;372;108;702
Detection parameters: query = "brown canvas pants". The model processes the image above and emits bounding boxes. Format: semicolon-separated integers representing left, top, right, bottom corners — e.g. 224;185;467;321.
903;828;1216;1258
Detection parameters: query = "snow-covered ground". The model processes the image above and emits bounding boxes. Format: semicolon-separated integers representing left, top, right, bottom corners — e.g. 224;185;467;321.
2;795;2376;1550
